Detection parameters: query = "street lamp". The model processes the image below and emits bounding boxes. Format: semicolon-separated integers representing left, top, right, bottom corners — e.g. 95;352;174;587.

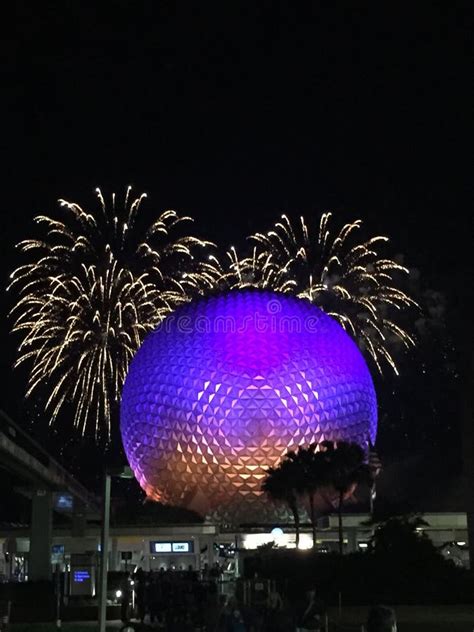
98;465;133;632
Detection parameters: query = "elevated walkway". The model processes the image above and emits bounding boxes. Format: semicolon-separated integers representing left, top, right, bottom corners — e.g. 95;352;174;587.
0;410;98;510
0;410;99;580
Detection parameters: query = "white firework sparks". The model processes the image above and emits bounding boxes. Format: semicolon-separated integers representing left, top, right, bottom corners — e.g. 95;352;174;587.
9;187;213;438
222;213;418;374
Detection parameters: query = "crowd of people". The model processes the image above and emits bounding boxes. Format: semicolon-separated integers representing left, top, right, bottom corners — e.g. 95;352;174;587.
120;566;215;630
118;567;396;631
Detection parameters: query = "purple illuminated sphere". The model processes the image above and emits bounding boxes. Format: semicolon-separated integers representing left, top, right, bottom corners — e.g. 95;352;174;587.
121;290;377;521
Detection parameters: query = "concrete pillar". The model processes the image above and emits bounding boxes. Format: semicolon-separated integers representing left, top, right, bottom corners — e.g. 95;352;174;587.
460;294;474;569
72;499;86;538
347;527;357;553
30;490;52;581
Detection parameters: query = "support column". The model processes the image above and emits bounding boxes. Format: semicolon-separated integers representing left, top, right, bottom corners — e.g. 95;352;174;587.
459;277;473;568
98;473;111;632
111;537;119;572
30;490;52;581
72;499;86;538
347;527;357;553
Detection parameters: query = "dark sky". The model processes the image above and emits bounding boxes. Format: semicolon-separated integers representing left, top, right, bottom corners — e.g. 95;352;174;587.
0;3;472;497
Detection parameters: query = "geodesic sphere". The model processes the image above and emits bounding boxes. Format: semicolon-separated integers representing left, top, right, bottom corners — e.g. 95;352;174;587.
120;290;377;521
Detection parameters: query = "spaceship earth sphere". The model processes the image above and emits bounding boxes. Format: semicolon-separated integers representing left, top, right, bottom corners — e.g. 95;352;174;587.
120;290;377;521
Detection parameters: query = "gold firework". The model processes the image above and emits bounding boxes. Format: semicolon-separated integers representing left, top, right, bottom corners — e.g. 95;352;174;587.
221;213;418;374
199;246;292;292
9;187;213;438
10;191;418;439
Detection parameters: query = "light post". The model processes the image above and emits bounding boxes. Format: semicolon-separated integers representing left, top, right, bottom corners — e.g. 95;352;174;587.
98;465;133;632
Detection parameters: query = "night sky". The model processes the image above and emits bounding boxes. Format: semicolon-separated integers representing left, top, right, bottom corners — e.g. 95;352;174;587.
1;4;472;507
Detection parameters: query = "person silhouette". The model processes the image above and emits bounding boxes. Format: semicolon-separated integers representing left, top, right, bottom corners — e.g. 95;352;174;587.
366;605;397;632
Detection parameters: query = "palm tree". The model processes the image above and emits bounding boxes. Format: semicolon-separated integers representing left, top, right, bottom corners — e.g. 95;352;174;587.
262;457;303;548
288;444;331;549
322;441;369;554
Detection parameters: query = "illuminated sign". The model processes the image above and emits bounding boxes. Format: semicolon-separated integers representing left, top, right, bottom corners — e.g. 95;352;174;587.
73;570;91;583
54;494;73;511
150;541;194;554
152;542;171;553
172;542;189;553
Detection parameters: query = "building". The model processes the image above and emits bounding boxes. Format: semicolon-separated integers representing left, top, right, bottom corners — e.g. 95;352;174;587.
0;511;469;584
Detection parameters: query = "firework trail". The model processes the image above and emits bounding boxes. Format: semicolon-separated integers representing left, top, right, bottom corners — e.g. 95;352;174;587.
199;246;294;292
9;187;213;438
251;213;418;373
209;213;418;374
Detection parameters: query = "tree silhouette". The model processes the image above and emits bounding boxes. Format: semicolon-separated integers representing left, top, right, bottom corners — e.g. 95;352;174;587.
263;441;376;552
322;441;370;554
369;514;433;559
262;456;303;548
288;444;331;549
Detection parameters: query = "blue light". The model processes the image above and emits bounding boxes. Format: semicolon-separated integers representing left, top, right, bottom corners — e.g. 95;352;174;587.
73;570;90;583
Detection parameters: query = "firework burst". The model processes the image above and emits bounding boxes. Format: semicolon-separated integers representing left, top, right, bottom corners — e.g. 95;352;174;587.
199;246;294;292
9;187;212;438
243;213;418;374
10;190;418;440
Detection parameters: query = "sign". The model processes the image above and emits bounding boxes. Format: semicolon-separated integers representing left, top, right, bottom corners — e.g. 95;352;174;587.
150;541;194;554
54;493;73;512
152;542;172;553
70;553;95;597
73;569;90;583
172;542;189;553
